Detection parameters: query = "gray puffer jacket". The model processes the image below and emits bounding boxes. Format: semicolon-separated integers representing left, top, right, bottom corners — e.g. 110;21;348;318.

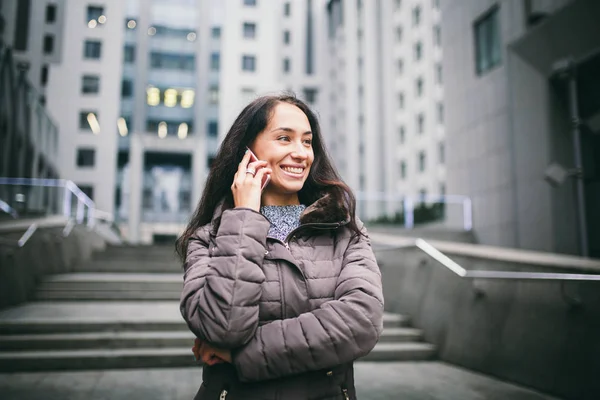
180;193;384;400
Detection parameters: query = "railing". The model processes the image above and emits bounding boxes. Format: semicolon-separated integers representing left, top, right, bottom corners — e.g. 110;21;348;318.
0;178;98;227
356;192;473;231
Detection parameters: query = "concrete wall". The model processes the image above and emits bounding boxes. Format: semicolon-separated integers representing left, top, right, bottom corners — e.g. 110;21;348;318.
377;247;600;400
0;225;105;310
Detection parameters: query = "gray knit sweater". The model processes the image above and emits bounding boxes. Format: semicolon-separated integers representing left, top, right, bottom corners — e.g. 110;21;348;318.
260;205;306;243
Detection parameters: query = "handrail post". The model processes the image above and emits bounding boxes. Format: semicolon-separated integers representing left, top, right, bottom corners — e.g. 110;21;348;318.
463;197;473;231
63;186;71;218
76;196;84;224
404;197;414;229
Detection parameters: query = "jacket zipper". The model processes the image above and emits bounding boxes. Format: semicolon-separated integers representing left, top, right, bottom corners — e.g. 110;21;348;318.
219;389;228;399
341;388;350;400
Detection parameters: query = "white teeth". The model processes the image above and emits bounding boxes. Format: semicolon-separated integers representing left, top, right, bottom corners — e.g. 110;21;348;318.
282;167;304;174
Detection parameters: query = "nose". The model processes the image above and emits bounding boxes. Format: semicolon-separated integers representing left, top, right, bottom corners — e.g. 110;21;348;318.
290;141;308;160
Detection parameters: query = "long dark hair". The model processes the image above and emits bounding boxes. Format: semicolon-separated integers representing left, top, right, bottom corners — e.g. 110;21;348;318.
175;93;360;260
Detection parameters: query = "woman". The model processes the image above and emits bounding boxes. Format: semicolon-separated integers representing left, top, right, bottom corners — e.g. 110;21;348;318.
177;94;384;399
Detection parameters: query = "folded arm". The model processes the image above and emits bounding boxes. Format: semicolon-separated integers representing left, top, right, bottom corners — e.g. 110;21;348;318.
180;208;270;348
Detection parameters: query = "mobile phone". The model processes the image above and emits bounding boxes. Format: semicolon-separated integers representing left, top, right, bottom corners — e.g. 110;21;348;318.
246;147;271;190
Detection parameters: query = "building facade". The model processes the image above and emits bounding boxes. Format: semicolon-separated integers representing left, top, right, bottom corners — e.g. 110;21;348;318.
442;0;600;256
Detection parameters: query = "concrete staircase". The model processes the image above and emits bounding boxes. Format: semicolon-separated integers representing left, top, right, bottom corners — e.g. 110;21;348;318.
0;245;436;372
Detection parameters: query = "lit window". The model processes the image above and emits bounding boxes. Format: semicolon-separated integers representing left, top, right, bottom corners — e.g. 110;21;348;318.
146;86;160;106
181;89;195;108
164;89;178;107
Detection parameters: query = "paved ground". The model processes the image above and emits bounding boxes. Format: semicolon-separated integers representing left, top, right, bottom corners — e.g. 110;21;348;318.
0;362;559;400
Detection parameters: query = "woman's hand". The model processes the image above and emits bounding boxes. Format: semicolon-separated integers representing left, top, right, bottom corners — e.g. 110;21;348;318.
192;338;232;365
231;151;272;212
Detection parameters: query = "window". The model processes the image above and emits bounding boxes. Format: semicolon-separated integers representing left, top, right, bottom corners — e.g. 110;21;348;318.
283;58;290;73
244;0;256;6
79;111;98;131
303;88;317;104
150;52;195;71
43;35;54;54
124;45;135;63
14;0;31;51
413;6;421;26
210;52;220;70
395;0;402;10
283;30;290;44
400;161;407;179
40;65;49;86
84;40;102;59
78;185;94;200
397;59;404;75
209;86;219;104
417;113;425;134
398;92;404;109
242;55;256;71
418;151;426;172
77;148;96;167
121;79;133;98
45;4;57;23
243;22;256;38
81;75;100;94
475;5;501;75
439;183;446;198
433;0;440;10
416;77;423;97
439;142;445;164
399;126;405;144
437;103;444;123
87;5;104;24
211;27;221;38
284;2;291;16
395;26;402;42
414;41;422;61
434;26;441;47
419;189;427;202
436;64;443;84
207;121;218;137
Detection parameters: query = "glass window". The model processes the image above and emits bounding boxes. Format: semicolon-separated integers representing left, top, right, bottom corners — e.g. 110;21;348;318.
417;113;425;134
207;121;218;137
418;151;426;172
439;142;445;164
242;55;256;71
433;0;440;10
400;161;406;179
399;126;405;144
40;65;49;86
83;40;102;59
244;0;256;6
413;6;421;26
437;103;444;123
14;0;31;51
475;5;501;75
78;185;94;200
398;92;404;109
283;58;291;73
284;2;291;16
43;35;54;54
395;26;402;42
283;30;290;44
81;75;100;94
419;189;427;201
303;88;317;104
121;80;133;98
77;148;96;167
416;77;423;97
211;27;221;38
124;45;135;63
436;64;443;84
397;59;404;75
434;26;441;47
86;5;104;24
150;52;195;71
243;22;256;38
210;52;220;70
414;41;422;61
395;0;402;10
45;4;57;23
209;86;219;104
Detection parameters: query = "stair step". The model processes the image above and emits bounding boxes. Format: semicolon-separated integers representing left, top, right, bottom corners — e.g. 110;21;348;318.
360;342;436;362
35;291;183;301
0;342;435;372
79;261;181;273
0;326;420;351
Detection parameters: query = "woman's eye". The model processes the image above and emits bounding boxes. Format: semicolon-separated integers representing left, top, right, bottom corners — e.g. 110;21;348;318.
304;139;313;146
277;136;290;142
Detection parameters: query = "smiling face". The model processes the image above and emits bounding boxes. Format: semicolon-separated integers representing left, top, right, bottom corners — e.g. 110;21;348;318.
249;102;315;204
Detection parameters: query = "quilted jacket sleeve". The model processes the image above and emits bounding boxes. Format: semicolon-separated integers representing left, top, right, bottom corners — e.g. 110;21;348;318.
232;223;384;382
180;208;270;348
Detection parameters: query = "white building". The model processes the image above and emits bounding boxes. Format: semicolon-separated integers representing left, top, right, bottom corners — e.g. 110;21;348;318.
324;0;446;220
442;0;600;256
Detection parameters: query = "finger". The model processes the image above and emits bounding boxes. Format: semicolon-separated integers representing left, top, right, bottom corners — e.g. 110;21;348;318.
254;167;272;185
237;151;252;175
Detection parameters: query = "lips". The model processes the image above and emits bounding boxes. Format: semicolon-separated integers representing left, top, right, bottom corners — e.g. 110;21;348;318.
281;166;304;174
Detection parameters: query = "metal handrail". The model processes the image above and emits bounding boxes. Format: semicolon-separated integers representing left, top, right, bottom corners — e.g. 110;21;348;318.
0;199;18;218
374;237;600;282
0;223;38;247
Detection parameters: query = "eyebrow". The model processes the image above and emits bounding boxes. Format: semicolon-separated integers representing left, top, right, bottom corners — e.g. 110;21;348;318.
271;127;313;135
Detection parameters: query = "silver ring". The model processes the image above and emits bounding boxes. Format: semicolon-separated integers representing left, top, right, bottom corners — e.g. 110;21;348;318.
246;168;256;176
